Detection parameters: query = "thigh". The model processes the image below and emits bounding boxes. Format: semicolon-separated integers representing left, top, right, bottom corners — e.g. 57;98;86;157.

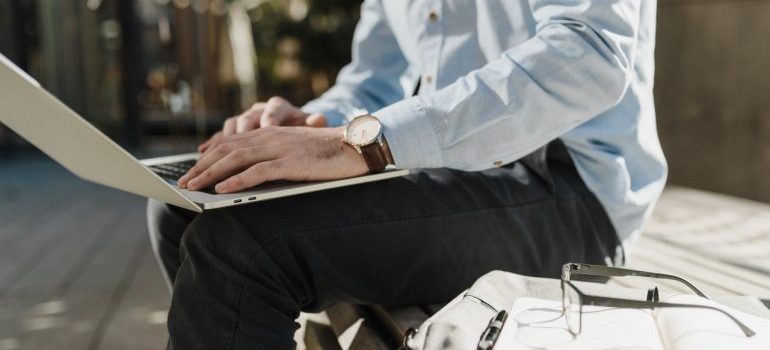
187;159;619;311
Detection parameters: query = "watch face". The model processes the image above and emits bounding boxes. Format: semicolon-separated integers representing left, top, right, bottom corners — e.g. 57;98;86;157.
346;115;382;146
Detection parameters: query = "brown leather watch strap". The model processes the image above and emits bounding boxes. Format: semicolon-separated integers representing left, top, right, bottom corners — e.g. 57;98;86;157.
360;142;388;173
359;135;394;173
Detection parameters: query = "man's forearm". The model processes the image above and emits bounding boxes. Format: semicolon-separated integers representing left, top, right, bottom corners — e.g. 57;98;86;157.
372;0;640;171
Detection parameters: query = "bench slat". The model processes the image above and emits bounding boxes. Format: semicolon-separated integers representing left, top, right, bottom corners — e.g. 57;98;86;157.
304;321;342;350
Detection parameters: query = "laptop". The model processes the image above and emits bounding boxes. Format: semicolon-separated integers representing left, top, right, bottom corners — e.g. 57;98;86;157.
0;54;408;213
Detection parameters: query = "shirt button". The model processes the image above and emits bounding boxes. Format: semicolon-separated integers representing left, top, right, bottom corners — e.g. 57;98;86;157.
428;11;439;22
424;75;433;84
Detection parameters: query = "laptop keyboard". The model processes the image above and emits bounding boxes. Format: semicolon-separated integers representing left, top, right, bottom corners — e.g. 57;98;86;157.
149;160;197;181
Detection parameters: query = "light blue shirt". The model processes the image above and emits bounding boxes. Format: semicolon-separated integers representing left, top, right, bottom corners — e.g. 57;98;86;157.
303;0;667;253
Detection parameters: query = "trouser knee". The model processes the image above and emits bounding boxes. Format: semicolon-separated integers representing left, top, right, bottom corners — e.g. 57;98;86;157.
146;199;197;289
170;209;304;349
177;208;316;308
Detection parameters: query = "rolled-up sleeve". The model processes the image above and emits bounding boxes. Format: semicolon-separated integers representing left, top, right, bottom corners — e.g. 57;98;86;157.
377;0;641;170
302;0;411;127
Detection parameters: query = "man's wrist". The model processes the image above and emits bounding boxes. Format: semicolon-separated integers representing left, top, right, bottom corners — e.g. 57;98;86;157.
343;115;395;173
334;126;370;174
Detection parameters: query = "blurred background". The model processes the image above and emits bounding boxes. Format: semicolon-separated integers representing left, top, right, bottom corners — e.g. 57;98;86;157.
0;1;769;349
0;0;360;154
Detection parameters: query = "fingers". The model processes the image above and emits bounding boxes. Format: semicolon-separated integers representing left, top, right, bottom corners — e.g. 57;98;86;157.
236;103;264;133
215;160;283;193
200;127;263;158
198;131;223;153
260;96;297;127
259;97;281;127
216;98;307;141
220;102;265;137
182;144;277;191
180;140;241;188
305;113;328;127
180;139;242;188
222;117;237;136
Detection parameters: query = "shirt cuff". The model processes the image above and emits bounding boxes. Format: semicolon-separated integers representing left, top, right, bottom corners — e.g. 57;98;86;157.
374;97;442;169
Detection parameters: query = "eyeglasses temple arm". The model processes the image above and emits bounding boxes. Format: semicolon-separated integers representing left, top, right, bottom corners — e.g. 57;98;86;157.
583;296;755;337
569;264;709;298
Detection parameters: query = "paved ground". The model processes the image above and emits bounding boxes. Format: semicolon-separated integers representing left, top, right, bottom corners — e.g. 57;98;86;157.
0;151;768;350
0;152;170;350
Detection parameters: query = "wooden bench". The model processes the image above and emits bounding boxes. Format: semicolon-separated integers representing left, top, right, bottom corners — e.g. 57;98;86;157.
300;186;770;349
303;304;437;350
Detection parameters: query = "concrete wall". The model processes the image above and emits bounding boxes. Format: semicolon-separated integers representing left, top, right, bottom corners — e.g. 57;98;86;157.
655;0;770;201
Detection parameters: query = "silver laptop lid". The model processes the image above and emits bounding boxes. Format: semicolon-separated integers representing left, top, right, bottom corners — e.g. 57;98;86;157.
0;53;201;212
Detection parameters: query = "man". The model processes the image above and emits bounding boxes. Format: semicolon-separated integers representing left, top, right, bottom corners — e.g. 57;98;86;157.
147;1;666;349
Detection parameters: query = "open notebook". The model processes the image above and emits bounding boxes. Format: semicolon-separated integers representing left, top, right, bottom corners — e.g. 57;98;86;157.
495;294;770;349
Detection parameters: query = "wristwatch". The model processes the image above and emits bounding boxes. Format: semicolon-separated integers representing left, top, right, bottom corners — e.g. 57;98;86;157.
343;115;395;173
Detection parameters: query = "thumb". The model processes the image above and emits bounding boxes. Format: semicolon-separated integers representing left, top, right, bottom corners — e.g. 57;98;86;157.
305;113;328;128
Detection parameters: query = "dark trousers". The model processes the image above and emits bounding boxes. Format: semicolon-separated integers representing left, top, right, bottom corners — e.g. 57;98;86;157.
146;141;621;350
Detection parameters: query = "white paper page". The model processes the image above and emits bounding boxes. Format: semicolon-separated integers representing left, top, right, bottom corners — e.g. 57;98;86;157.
495;297;664;350
655;295;770;350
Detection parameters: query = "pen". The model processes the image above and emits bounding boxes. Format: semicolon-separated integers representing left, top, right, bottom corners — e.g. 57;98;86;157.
477;310;508;350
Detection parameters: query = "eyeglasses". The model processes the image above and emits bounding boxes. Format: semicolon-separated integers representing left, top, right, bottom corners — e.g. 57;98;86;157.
560;263;755;337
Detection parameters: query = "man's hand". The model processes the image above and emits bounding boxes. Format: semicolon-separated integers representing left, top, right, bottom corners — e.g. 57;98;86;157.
198;96;328;153
178;126;369;194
